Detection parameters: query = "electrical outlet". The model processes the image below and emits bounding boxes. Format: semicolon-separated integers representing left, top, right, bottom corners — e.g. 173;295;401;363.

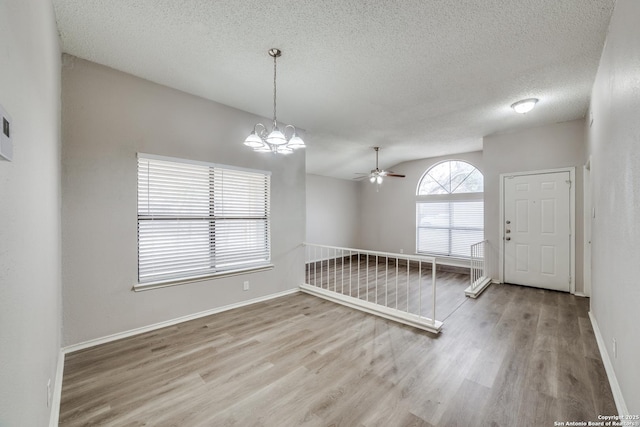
47;379;51;408
613;338;617;359
243;281;249;291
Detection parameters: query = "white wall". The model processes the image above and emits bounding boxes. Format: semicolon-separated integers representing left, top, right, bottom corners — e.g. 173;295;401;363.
61;56;305;346
587;0;640;413
359;151;483;258
0;0;62;425
306;174;360;248
482;120;586;292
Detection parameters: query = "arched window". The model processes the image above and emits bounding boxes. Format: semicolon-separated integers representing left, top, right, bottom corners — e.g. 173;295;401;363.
416;160;484;258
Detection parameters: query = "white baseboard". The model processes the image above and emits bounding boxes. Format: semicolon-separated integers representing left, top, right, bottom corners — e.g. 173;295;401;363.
63;288;300;354
49;349;65;427
589;311;629;416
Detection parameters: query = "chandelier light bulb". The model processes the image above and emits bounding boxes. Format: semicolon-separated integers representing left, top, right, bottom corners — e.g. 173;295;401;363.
277;146;293;155
243;131;264;148
266;128;287;145
288;135;305;149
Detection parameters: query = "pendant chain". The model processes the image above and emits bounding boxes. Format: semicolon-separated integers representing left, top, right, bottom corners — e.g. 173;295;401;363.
272;54;277;125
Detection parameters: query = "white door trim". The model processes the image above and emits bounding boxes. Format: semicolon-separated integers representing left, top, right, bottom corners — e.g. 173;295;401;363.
499;167;576;293
583;158;592;297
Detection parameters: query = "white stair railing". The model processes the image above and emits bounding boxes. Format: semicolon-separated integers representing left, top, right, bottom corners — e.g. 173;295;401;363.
301;243;442;333
465;240;491;298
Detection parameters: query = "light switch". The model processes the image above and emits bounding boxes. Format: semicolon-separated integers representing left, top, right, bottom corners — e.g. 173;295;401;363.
0;104;13;161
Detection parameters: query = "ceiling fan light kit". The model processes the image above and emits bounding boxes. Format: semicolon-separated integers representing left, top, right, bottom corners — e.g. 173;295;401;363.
243;48;305;154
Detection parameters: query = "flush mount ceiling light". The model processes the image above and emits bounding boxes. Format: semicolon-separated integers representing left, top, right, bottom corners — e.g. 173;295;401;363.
511;98;539;114
243;48;305;154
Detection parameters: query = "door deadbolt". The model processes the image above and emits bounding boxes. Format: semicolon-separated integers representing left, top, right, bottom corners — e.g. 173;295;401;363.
506;220;511;224
505;237;511;241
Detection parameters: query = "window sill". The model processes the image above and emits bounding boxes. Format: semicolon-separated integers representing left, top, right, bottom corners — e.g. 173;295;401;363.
415;254;471;267
133;264;274;292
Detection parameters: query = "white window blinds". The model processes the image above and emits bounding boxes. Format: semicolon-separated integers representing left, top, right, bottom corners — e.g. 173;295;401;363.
416;200;484;258
137;154;271;284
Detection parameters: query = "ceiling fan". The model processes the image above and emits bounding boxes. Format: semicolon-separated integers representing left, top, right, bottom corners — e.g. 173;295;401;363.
355;147;405;185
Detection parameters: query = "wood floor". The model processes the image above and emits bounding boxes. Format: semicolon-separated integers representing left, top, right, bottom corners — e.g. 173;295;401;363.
59;284;616;426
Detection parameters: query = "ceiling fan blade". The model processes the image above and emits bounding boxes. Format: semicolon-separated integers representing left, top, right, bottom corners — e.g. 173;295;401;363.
380;170;405;178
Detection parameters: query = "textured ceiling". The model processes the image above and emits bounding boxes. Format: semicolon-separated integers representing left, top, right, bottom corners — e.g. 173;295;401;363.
52;0;615;179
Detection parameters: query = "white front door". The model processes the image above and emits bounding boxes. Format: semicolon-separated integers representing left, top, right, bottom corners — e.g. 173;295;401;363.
503;171;571;292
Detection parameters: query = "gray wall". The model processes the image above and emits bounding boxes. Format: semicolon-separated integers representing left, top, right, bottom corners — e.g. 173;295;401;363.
587;0;640;413
483;120;586;292
359;151;483;258
0;0;62;425
61;56;305;346
306;174;360;248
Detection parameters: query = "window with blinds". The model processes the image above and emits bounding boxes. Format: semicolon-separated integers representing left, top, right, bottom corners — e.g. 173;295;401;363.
416;201;484;257
137;154;271;285
416;160;484;258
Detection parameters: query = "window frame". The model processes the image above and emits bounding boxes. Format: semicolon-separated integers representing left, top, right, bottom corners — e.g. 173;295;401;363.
415;160;484;259
135;153;273;291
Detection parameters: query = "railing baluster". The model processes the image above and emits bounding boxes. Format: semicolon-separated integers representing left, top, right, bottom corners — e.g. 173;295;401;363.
432;259;436;326
341;249;344;295
349;250;352;297
385;256;388;308
375;255;378;305
336;249;339;292
322;247;325;289
366;254;370;302
406;260;409;313
418;261;422;317
357;253;360;300
395;257;399;310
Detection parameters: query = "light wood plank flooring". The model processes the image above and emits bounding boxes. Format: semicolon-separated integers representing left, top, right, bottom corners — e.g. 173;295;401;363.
59;284;616;426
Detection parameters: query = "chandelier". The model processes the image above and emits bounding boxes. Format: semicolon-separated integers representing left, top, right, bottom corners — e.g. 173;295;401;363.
243;48;305;154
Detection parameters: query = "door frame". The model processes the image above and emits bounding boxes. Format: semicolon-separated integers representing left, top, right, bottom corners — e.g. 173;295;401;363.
583;158;592;297
498;167;576;294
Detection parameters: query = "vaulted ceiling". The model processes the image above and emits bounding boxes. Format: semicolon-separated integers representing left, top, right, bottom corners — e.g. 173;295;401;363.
53;0;615;178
